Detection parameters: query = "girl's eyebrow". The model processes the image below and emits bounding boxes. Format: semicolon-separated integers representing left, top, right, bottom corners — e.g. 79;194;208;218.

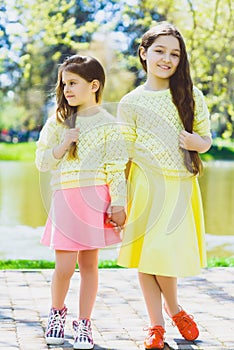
153;44;180;52
62;78;79;83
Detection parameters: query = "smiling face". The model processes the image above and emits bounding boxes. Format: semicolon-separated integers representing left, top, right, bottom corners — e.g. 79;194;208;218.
140;35;181;88
62;71;99;111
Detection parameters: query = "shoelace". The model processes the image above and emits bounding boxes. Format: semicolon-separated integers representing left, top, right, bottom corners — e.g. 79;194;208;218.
47;313;63;333
172;313;194;330
144;325;165;338
74;322;91;339
79;324;91;337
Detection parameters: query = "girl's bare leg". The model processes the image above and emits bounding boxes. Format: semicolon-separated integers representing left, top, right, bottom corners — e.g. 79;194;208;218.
138;271;164;327
78;249;99;319
156;275;180;316
51;250;78;309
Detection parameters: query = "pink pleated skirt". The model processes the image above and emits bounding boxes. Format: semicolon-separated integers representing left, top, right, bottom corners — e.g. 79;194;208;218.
41;185;121;251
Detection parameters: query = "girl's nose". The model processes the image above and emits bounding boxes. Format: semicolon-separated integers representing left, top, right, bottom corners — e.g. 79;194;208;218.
64;85;70;93
163;53;171;62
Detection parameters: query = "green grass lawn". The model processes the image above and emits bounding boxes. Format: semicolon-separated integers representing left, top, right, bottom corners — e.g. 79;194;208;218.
0;257;233;269
0;259;121;269
0;142;36;161
0;138;233;161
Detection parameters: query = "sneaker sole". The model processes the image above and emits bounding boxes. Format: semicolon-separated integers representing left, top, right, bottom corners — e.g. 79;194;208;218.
73;343;94;349
46;336;64;345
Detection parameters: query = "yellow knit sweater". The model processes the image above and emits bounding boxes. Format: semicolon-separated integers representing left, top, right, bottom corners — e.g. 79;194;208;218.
35;108;128;206
117;85;211;177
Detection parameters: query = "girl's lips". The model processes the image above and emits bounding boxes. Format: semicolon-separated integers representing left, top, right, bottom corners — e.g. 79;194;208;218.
158;65;170;70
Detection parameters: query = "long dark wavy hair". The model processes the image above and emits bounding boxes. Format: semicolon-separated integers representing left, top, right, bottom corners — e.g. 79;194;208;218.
138;22;203;175
55;55;105;159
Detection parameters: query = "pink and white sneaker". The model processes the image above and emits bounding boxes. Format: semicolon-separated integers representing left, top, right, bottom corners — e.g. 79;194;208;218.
45;305;67;345
73;318;94;349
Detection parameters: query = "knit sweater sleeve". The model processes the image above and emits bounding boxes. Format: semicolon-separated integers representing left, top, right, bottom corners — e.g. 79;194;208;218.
193;87;211;137
35;116;63;172
117;95;137;159
104;122;128;207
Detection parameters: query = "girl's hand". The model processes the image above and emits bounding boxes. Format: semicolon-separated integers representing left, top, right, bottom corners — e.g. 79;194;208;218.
111;206;126;228
105;206;126;232
53;128;79;159
63;128;80;148
179;130;212;153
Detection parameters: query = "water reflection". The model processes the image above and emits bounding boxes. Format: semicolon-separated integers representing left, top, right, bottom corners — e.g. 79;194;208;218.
0;160;233;258
0;161;50;227
199;161;234;236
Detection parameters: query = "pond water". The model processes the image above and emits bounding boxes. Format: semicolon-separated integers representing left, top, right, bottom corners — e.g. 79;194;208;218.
0;161;233;260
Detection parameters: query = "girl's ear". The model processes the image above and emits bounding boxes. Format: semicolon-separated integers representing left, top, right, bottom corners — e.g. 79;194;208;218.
91;79;100;93
139;46;147;61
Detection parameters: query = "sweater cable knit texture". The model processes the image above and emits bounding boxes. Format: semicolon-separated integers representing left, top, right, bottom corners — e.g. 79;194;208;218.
35;109;128;206
117;85;211;177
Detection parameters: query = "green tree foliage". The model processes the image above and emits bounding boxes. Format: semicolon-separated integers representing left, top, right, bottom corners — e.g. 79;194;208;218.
0;2;21;94
7;0;100;127
2;0;131;129
1;0;233;138
162;0;234;138
115;0;166;85
114;0;234;138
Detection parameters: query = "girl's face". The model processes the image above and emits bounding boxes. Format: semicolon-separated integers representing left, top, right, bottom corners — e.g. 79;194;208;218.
62;71;99;111
140;35;180;84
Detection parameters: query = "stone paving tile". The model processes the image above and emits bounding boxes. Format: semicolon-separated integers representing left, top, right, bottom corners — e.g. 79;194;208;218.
0;268;233;349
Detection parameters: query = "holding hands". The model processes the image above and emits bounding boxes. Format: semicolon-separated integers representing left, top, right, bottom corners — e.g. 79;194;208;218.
105;206;126;233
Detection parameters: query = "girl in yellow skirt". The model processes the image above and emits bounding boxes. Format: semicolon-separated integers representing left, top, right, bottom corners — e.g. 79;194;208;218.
117;22;212;349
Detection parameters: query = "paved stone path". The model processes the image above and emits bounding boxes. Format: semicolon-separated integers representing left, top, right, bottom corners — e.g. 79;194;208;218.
0;268;234;350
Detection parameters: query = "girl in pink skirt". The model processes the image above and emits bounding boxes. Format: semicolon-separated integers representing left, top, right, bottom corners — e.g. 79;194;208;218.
35;55;128;349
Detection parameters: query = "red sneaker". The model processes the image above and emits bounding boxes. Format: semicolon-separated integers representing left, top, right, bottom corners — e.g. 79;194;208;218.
164;305;199;341
144;325;165;349
172;309;199;341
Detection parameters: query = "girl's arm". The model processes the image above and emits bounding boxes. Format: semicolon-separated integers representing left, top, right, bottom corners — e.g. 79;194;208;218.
183;87;212;154
104;121;128;228
117;98;137;160
179;130;212;153
53;128;79;159
35;116;62;172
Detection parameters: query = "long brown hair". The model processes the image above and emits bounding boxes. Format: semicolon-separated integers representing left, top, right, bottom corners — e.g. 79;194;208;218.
55;55;105;159
138;22;202;175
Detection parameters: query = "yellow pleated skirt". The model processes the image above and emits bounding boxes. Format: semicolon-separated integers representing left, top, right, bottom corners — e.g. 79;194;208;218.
117;163;207;277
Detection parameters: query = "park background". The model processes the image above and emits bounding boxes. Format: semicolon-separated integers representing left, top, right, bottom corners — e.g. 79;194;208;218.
0;0;233;267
